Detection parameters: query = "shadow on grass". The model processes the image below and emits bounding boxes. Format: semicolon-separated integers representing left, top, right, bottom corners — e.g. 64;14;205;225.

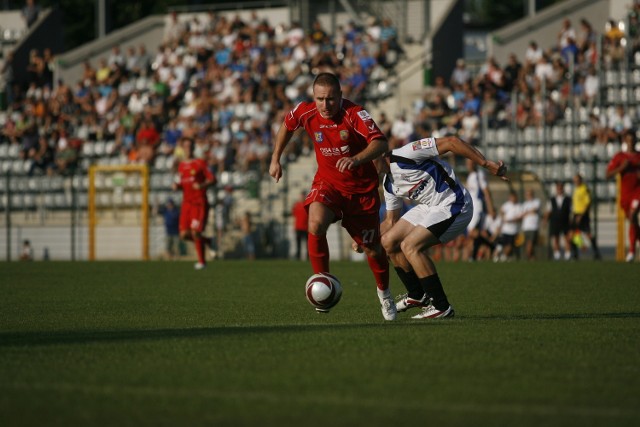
2;311;639;347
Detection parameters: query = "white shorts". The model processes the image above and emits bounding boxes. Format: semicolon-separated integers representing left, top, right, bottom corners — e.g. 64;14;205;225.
401;194;473;244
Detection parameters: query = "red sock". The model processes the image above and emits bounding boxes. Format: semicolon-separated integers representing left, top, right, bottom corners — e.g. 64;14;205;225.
194;237;205;264
367;250;389;291
308;233;329;273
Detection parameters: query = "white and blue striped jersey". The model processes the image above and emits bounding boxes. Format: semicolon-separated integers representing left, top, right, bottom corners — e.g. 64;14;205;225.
383;138;469;215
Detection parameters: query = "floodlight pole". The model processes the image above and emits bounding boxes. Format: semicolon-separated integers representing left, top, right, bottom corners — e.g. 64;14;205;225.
96;0;107;39
5;171;10;262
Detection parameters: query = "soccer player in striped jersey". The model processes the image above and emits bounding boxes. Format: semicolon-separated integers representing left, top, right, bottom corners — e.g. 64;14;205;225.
379;135;507;318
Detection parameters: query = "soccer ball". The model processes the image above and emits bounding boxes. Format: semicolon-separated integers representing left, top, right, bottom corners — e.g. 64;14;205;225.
305;273;343;313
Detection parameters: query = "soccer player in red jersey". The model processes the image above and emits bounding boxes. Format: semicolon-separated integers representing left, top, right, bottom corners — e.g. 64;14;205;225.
606;130;640;261
172;136;216;269
269;73;396;320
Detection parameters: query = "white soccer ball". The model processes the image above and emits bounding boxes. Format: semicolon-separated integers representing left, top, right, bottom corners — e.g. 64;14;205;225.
305;273;343;313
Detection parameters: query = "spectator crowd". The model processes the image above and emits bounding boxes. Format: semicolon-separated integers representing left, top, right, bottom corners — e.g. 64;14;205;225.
1;9;404;180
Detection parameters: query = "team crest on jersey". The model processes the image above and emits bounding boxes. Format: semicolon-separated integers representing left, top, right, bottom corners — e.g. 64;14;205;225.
339;130;349;140
190;169;196;175
357;110;372;121
411;138;436;151
314;132;324;143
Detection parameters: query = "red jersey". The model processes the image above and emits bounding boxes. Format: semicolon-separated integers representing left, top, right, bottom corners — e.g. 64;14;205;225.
607;151;640;207
177;158;214;205
284;98;385;194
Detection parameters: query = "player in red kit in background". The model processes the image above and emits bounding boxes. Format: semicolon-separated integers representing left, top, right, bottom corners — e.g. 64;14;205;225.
606;130;640;262
172;136;216;269
269;73;396;320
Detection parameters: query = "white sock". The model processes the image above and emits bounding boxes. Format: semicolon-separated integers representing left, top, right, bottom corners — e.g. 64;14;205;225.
377;288;391;301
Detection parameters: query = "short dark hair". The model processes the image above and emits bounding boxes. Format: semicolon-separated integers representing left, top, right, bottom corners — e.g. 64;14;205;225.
313;72;341;91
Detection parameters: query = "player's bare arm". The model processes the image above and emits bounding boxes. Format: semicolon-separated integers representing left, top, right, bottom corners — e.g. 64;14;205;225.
269;125;296;183
435;136;509;181
336;138;388;173
605;158;629;179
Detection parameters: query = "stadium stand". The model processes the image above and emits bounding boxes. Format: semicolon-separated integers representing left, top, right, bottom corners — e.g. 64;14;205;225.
1;0;638;260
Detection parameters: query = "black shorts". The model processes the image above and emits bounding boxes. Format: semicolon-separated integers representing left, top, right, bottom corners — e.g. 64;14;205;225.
549;221;569;237
497;233;516;247
571;213;591;233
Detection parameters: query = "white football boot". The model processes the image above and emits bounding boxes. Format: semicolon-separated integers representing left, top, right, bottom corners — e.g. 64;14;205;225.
378;289;397;321
194;262;206;270
411;304;455;319
395;293;431;312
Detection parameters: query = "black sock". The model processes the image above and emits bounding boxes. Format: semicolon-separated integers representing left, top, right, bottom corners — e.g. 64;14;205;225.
419;274;449;310
394;267;423;299
590;236;601;258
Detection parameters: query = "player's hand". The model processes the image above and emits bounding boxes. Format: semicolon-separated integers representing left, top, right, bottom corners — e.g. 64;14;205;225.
193;183;201;190
171;183;178;191
351;241;363;253
485;160;509;181
269;160;282;183
336;157;359;173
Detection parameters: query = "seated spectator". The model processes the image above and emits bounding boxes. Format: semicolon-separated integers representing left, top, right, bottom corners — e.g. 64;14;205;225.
525;40;543;65
28;134;54;176
605;105;633;142
54;130;78;175
451;58;470;87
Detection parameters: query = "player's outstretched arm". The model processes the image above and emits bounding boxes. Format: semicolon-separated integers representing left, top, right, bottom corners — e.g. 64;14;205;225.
435;136;509;181
605;158;628;179
269;125;295;183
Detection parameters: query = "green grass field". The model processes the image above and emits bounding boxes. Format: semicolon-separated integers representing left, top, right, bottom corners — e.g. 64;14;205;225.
1;260;639;427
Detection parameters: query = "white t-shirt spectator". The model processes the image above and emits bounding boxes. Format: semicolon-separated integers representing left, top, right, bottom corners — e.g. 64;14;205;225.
521;198;541;231
500;201;521;235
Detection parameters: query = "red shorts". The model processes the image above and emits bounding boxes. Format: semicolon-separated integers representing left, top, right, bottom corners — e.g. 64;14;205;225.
621;189;640;215
179;203;209;233
304;181;381;249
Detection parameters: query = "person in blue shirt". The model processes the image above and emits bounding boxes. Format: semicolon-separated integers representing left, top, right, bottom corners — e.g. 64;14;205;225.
160;198;181;260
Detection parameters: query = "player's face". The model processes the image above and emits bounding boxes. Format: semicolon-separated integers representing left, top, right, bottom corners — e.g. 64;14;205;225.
182;139;193;158
313;83;341;119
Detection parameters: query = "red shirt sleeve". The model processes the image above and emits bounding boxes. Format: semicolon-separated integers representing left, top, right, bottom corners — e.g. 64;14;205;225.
284;102;306;132
606;153;624;175
348;107;385;144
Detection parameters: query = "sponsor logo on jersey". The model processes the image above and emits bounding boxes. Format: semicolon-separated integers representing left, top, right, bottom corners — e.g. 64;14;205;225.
357;110;372;121
320;147;343;156
314;132;324;143
411;138;436;151
408;179;429;200
340;130;349;140
320;124;337;128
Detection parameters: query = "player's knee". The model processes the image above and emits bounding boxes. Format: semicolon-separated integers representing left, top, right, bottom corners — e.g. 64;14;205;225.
380;233;398;254
308;219;328;235
399;239;418;258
